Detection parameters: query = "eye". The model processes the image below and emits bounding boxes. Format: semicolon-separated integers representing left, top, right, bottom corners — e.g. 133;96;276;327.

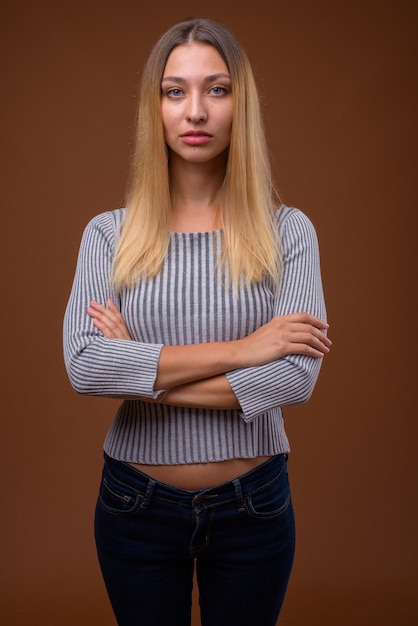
166;88;184;98
209;85;228;96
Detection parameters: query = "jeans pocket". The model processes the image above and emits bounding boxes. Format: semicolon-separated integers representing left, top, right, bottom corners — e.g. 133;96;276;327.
244;469;291;519
98;466;144;515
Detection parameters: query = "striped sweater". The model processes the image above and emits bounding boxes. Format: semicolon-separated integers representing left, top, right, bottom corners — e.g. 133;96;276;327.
63;205;326;464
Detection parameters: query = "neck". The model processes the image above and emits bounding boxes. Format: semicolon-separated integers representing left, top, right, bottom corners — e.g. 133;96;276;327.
168;154;227;231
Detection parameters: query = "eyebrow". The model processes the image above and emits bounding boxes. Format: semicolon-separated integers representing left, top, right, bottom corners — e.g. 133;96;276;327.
161;73;231;83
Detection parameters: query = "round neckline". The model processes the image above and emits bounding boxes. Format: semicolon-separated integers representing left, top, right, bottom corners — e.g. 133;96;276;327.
170;228;223;235
168;206;284;236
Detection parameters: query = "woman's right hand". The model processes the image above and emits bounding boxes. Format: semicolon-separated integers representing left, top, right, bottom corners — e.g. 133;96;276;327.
236;313;331;367
87;299;132;341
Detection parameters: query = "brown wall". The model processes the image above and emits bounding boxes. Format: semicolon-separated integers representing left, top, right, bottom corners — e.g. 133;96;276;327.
2;1;417;624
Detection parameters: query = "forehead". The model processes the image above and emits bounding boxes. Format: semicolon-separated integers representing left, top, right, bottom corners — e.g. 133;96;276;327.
163;42;229;78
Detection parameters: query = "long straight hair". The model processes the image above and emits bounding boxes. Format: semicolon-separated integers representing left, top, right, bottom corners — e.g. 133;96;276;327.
112;17;281;290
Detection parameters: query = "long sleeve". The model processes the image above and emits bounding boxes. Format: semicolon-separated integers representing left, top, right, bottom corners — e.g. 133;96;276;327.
226;207;327;422
63;210;164;398
63;206;325;464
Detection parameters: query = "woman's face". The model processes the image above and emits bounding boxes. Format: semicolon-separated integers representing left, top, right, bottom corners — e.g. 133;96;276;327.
161;42;233;166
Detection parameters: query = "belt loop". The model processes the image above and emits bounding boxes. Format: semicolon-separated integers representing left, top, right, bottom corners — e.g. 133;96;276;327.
142;478;156;509
232;478;245;512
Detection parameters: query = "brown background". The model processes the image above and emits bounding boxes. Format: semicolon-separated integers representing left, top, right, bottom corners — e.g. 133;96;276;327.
2;0;417;624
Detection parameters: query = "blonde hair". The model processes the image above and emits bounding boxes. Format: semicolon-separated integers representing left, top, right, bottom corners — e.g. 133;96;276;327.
112;17;281;290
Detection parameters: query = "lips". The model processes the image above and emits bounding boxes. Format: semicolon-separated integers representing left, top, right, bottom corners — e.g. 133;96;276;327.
180;131;213;145
181;130;212;137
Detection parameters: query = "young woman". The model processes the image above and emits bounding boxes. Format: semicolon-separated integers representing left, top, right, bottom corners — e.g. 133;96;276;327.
64;17;331;626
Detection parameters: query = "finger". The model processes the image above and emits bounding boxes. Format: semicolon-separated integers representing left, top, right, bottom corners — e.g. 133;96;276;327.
286;322;332;348
87;304;113;324
309;326;332;348
87;304;102;319
283;312;329;329
87;305;121;335
93;314;125;339
89;300;119;323
89;300;107;312
88;300;132;341
294;331;331;353
106;299;119;313
103;301;132;340
297;343;328;358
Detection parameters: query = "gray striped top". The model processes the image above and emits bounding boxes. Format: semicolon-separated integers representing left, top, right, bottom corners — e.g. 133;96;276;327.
63;205;326;464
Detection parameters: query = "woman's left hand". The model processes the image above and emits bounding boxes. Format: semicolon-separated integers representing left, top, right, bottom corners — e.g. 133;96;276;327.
87;299;132;340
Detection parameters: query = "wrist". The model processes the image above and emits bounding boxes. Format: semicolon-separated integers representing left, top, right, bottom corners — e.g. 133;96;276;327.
228;338;249;369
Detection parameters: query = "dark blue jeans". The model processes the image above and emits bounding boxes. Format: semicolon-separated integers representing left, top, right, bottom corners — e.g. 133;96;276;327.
94;453;295;626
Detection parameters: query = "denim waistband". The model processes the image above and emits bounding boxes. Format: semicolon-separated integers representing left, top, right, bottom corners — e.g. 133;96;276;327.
103;452;287;508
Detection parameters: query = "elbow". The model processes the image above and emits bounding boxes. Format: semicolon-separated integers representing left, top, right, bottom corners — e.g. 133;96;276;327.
69;378;94;396
289;380;315;405
284;360;321;406
64;338;109;396
67;371;92;396
65;355;99;396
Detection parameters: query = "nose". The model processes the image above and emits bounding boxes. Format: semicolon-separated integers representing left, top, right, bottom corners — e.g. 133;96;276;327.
186;92;207;123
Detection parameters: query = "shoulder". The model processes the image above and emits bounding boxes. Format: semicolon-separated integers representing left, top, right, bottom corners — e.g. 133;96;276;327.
275;204;319;241
274;205;317;235
84;208;126;233
274;205;320;256
81;208;126;244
